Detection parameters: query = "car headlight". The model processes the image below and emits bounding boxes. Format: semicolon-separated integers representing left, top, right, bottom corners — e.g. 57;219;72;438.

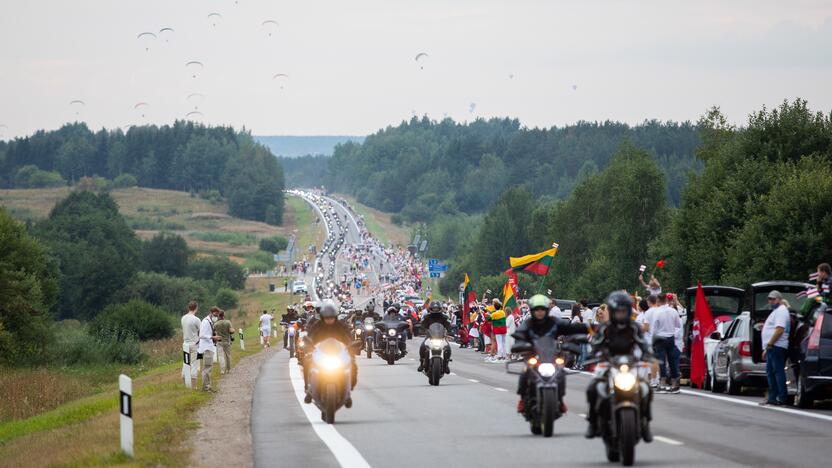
388;329;397;336
538;363;556;377
430;338;445;348
613;371;637;391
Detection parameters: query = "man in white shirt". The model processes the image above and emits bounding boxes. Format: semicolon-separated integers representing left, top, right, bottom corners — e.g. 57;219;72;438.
181;301;202;389
644;294;682;393
198;307;222;391
580;299;595;325
260;310;274;348
549;303;563;319
760;290;790;406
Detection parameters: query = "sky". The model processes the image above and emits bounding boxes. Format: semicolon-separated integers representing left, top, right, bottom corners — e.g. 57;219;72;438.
0;0;831;139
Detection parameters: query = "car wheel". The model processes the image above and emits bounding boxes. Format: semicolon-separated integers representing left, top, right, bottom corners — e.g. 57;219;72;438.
795;374;815;409
726;365;741;395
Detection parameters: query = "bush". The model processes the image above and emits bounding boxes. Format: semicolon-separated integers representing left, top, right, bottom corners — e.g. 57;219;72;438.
113;173;138;188
126;215;186;231
259;235;289;253
188;256;246;289
49;324;143;365
14;165;66;188
214;288;239;310
76;176;112;191
243;250;276;273
115;272;212;315
190;231;256;246
199;189;223;204
90;300;174;341
141;232;190;276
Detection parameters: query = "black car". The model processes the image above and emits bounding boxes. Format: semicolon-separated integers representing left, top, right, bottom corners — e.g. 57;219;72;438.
796;301;832;408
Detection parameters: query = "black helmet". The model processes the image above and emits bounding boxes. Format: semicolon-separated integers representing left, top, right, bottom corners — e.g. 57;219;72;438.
429;301;443;313
320;299;338;318
386;306;398;315
606;290;634;326
392;303;402;312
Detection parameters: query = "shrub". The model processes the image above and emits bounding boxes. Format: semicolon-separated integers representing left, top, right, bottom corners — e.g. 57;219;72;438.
190;231;256;246
188;256;246;289
141;232;190;276
113;173;138;188
90;300;174;341
214;288;239;310
14;165;66;188
49;325;143;365
243;250;275;273
258;235;289;253
126;215;186;230
115;272;212;315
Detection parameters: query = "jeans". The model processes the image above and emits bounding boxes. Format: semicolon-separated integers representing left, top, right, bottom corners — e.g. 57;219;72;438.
654;336;680;380
765;346;787;403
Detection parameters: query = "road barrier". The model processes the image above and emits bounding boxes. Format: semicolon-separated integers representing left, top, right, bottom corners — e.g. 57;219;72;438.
119;374;133;457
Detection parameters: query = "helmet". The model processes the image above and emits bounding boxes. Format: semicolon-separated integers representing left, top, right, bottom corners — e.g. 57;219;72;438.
319;299;338;318
304;301;314;310
392;303;401;311
429;301;443;313
606;290;634;326
528;294;550;311
386;306;398;315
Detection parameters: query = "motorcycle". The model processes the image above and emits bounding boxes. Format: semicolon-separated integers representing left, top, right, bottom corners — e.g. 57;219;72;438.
307;338;354;424
508;334;581;437
377;321;409;365
352;320;363;355
286;321;298;358
593;354;651;466
424;323;449;386
362;317;375;359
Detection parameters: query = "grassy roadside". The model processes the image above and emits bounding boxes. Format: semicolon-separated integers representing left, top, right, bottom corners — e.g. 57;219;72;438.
0;288;293;467
285;194;325;258
336;194;410;247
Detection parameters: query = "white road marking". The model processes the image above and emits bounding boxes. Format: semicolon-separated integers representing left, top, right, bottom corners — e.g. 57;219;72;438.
577;413;587;418
408;358;415;361
468;379;480;383
573;370;832;424
494;387;508;392
449;372;457;376
287;358;371;468
654;436;684;446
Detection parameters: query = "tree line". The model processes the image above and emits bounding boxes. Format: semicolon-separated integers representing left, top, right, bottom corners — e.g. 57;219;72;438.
0;121;285;225
436;99;832;300
281;117;701;223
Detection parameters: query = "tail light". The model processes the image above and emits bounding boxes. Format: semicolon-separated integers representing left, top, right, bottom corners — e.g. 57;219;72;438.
808;313;824;351
739;341;751;357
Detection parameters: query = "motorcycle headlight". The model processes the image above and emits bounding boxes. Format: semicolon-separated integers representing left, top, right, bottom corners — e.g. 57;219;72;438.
430;338;445;348
555;357;565;366
538;363;556;377
364;325;374;331
613;370;637;391
388;329;397;337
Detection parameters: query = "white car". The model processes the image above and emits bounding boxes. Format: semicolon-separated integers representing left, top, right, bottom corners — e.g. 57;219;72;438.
292;280;308;295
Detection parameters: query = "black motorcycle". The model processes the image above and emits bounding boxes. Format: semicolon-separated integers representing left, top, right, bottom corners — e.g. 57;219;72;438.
376;321;409;365
592;354;651;466
509;334;582;437
424;323;449;386
362;317;376;359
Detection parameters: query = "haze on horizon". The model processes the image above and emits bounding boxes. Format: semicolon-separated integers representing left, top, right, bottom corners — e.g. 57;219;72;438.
1;0;831;139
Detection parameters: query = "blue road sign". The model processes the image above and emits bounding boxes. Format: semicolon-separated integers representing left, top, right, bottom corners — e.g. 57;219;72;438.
428;258;439;266
429;272;441;278
429;263;449;272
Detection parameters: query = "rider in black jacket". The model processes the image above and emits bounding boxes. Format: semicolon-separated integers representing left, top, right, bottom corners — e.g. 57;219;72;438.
417;301;452;373
281;306;300;349
303;299;357;403
512;294;589;414
584;290;653;442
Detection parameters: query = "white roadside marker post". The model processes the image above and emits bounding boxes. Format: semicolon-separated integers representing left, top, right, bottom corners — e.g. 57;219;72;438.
182;343;192;389
239;329;245;351
119;374;134;457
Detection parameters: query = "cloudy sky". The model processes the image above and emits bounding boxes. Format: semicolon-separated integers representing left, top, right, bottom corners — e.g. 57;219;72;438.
0;0;830;138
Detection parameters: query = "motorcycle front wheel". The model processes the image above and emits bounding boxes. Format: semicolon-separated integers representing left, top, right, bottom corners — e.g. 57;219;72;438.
618;408;638;466
430;356;442;386
324;383;337;424
541;387;557;437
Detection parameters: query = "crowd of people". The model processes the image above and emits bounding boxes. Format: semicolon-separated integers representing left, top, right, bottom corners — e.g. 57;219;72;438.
180;301;236;392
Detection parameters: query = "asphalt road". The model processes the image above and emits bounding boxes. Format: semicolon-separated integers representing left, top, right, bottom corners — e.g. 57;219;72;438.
255;194;832;467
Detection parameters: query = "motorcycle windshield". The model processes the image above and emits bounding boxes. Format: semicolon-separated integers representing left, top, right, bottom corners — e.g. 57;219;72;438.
427;323;446;339
364;317;375;325
316;338;347;355
533;335;558;362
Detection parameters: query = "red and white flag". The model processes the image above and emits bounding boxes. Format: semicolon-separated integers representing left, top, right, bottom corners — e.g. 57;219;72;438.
690;282;716;389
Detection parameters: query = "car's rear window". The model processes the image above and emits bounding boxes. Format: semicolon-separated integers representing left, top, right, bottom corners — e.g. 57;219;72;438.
754;291;807;316
691;295;742;318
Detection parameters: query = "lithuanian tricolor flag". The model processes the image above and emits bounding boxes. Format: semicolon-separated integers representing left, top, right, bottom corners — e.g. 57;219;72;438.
462;273;476;325
507;244;558;276
502;281;518;315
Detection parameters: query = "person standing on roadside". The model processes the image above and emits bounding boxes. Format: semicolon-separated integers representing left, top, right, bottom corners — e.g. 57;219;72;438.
198;306;222;391
260;310;274;348
760;290;790;406
214;310;233;375
181;301;201;389
644;294;682;393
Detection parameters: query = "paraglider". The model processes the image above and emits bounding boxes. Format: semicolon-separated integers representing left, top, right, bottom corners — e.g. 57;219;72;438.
415;52;429;70
186;61;204;78
159;27;175;42
137;32;157;51
187;93;205;110
208;13;222;27
571;84;578;91
185;111;204;120
469;102;476;114
262;20;279;37
69;100;85;116
134;102;149;119
272;73;289;89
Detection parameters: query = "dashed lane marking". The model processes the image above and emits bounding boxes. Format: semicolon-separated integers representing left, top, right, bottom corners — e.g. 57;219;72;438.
468;379;479;383
494;387;508;392
654;436;684;446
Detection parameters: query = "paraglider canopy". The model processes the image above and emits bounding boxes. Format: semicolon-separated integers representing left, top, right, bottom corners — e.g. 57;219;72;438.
185;61;204;78
208;12;222;27
137;32;157;51
414;52;429;70
262;20;279;37
272;73;289;89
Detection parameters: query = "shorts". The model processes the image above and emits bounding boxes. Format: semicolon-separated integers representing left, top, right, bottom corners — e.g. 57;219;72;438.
261;328;270;337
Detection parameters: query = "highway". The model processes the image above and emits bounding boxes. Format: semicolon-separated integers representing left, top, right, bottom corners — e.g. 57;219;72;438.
252;193;832;468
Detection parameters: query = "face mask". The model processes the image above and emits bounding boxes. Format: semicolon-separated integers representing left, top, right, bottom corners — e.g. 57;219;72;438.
211;315;218;322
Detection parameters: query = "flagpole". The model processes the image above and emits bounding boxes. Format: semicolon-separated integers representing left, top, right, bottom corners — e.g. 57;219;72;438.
537;242;558;295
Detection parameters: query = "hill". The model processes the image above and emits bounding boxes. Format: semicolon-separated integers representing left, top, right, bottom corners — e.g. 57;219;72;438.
254;135;364;157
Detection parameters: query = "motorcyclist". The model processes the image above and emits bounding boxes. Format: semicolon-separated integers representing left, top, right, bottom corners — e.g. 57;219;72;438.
584;290;653;442
512;294;588;414
417;301;452;374
281;306;300;349
378;306;408;355
303;299;357;404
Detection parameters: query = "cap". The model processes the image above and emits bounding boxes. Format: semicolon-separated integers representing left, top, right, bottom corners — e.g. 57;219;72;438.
768;290;783;299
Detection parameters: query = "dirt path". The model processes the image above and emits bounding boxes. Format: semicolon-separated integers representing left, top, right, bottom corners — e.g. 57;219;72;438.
188;346;276;468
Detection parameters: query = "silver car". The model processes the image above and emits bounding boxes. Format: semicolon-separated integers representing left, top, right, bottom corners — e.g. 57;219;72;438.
710;312;767;395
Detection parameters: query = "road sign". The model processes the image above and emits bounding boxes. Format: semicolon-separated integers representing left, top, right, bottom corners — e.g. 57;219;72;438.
428;258;439;266
419;240;427;252
428;263;448;272
429;272;441;278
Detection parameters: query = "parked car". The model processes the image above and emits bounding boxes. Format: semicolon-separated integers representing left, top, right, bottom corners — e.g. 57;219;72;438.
710;312;765;394
292;280;308;295
796;301;832;408
682;285;745;384
554;299;576;319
